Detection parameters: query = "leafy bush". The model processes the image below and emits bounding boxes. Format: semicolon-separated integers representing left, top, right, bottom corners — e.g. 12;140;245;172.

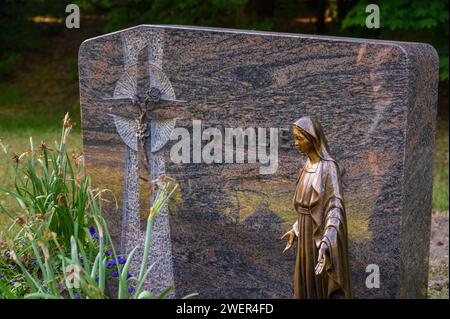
0;114;185;299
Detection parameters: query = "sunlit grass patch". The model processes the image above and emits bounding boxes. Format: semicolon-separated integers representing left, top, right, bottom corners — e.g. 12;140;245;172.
0;122;82;232
433;119;449;212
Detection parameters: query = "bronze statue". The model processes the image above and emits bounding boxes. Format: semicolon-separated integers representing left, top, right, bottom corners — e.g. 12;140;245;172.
281;116;352;299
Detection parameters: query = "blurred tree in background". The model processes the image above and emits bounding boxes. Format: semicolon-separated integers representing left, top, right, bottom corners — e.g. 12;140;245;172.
0;0;448;80
342;0;448;80
77;0;449;80
78;0;249;30
0;0;67;78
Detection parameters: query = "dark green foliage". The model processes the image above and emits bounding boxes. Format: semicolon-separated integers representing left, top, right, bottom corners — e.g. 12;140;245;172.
75;0;449;80
342;0;449;80
77;0;249;32
0;0;66;78
0;54;20;79
0;0;447;80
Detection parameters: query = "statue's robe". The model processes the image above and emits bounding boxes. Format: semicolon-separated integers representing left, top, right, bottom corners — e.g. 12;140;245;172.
293;159;352;299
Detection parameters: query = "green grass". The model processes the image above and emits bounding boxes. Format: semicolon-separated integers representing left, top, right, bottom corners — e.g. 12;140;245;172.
0;81;82;223
433;119;449;212
428;263;449;299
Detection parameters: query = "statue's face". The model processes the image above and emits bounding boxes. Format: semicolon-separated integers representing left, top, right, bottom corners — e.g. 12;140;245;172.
293;126;313;154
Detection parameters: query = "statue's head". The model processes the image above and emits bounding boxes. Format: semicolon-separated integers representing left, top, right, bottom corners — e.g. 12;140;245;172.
292;116;334;162
293;125;313;154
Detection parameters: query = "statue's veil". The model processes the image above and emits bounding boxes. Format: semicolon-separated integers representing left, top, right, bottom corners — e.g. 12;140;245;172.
292;116;335;161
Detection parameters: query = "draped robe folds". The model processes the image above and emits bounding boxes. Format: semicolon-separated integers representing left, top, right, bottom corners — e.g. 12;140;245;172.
292;159;352;299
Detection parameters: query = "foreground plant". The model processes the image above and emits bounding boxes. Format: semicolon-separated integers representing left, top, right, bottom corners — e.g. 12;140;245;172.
1;113;87;250
0;113;183;299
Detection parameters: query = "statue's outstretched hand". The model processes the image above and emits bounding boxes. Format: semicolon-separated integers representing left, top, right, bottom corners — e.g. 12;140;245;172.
315;242;329;275
281;229;296;253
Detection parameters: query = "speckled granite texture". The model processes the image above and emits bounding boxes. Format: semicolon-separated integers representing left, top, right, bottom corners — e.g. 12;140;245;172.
79;25;439;299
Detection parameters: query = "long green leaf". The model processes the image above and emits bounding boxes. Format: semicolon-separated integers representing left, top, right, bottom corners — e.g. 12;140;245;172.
182;293;199;299
24;292;60;299
137;291;154;299
0;280;16;298
137;218;153;287
118;246;138;299
134;262;156;299
157;286;174;299
30;239;48;283
10;250;44;293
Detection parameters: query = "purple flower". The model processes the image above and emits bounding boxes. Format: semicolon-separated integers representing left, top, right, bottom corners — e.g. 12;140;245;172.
89;225;99;240
106;256;126;267
0;276;5;280
110;270;119;278
106;259;116;267
127;272;133;280
128;286;135;295
73;291;80;299
11;279;17;283
104;250;112;256
118;256;127;265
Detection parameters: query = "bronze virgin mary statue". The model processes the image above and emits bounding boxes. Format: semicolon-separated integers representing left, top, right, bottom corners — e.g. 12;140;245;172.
281;116;352;299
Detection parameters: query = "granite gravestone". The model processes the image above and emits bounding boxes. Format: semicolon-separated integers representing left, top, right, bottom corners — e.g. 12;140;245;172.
79;25;439;298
